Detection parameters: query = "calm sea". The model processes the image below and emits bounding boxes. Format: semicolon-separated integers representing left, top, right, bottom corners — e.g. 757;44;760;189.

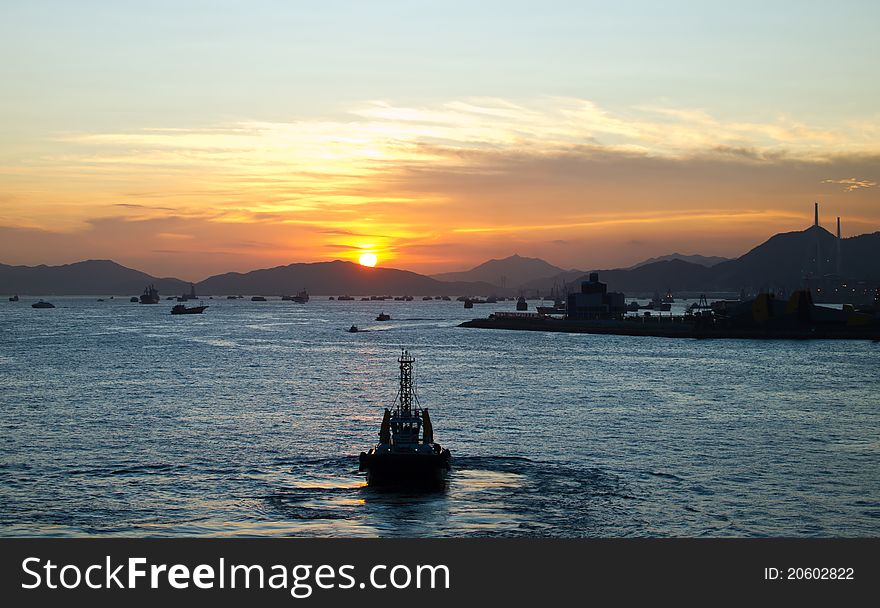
1;296;878;537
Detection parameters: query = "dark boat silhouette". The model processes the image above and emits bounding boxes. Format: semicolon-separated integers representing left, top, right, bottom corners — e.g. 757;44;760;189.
32;300;55;308
140;284;160;304
171;303;208;315
9;295;19;302
359;350;451;487
251;296;267;301
348;325;359;333
376;312;391;321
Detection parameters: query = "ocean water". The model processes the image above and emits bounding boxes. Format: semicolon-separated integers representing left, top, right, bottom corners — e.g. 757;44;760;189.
1;296;878;537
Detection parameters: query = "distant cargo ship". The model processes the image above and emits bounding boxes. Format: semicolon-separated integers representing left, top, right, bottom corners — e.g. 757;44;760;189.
140;284;160;304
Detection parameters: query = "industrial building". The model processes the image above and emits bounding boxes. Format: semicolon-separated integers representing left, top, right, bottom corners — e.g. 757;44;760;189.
566;272;626;320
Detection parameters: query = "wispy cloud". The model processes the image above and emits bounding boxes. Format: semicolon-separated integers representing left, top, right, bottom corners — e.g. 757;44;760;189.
822;177;877;191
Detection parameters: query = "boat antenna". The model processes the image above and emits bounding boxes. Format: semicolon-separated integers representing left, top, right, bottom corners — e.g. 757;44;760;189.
398;349;416;414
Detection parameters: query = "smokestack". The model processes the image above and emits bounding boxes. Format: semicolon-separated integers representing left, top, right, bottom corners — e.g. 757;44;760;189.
814;202;819;227
836;216;842;275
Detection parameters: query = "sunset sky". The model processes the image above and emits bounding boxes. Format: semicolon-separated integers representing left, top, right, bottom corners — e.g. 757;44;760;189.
1;1;878;280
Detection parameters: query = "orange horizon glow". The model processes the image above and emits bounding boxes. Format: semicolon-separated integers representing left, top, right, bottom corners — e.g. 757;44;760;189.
1;98;878;280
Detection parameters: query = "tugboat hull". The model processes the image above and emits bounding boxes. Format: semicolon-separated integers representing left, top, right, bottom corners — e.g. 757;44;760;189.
359;451;451;487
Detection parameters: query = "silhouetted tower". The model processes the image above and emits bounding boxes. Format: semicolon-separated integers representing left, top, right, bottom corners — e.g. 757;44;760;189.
814;202;819;227
836;216;842;276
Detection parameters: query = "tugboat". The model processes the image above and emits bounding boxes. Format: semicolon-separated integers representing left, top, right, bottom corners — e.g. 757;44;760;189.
171;302;208;315
359;351;451;487
140;284;160;304
376;312;391;321
8;295;19;302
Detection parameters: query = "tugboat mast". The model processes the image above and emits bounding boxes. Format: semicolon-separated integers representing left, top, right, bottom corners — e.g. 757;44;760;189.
398;350;416;415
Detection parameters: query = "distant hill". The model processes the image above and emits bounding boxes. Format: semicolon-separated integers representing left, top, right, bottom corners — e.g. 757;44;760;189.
196;260;501;296
0;259;504;296
584;260;714;294
0;260;189;296
524;226;880;295
521;260;713;295
3;227;878;297
629;253;729;269
432;254;573;288
707;226;880;290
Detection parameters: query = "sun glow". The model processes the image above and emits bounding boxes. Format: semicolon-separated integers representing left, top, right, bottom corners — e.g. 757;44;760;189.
359;252;378;267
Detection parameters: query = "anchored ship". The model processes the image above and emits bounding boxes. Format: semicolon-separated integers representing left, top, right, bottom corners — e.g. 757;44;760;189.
359;351;451;487
140;284;160;304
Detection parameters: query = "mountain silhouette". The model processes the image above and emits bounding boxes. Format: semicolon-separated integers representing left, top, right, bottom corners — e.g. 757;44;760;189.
525;226;880;294
2;227;878;296
629;253;729;269
195;260;499;295
0;259;189;296
431;254;573;288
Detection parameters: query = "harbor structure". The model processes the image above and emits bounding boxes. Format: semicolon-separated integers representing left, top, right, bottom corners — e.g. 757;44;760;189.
566;273;626;320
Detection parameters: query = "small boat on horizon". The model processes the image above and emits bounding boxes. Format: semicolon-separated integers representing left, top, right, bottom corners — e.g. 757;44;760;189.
178;283;198;302
251;296;267;302
9;295;19;302
376;312;391;321
359;350;451;487
32;300;55;309
171;302;208;315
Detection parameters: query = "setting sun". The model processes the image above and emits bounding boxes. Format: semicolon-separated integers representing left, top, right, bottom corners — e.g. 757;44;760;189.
359;252;378;267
